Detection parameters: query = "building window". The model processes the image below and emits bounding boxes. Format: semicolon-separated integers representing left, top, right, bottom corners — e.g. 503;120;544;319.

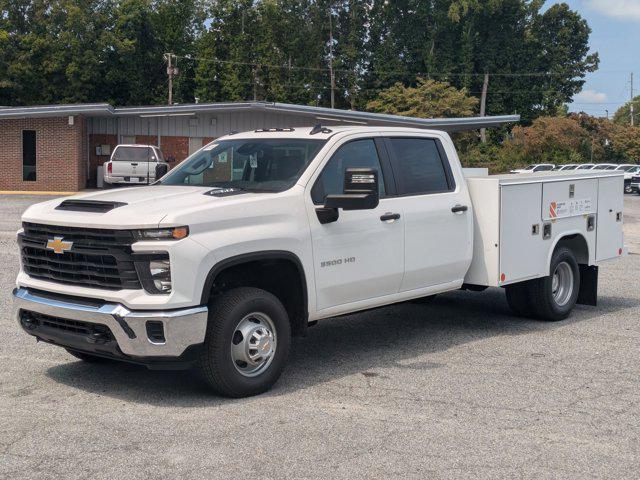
22;130;36;181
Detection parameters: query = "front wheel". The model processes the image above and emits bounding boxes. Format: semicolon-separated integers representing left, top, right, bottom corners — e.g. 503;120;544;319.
198;287;291;397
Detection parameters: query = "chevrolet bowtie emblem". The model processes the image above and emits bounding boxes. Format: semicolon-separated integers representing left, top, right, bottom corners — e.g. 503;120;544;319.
46;236;73;254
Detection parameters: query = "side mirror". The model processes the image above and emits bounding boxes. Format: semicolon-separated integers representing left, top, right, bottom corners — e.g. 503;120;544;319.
324;168;380;211
316;168;380;225
155;163;169;180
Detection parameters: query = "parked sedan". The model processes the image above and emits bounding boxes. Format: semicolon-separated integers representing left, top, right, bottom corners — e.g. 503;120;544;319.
510;163;555;174
554;164;579;171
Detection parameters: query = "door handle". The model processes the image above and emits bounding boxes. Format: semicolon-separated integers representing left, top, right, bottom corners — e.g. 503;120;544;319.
131;163;138;166
380;213;401;222
451;204;468;213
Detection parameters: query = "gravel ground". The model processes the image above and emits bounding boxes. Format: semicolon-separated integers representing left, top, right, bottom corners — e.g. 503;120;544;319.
1;193;639;480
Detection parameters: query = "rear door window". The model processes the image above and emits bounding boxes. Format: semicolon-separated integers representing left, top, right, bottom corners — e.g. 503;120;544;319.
387;138;454;195
112;147;155;161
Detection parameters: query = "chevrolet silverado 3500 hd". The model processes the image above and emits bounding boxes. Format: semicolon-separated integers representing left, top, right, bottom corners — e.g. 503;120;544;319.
13;126;626;397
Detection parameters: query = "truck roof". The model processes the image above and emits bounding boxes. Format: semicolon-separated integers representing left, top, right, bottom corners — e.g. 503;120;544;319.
216;125;448;141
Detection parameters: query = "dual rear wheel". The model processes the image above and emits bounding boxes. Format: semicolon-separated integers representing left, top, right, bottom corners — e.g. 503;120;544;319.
505;247;580;322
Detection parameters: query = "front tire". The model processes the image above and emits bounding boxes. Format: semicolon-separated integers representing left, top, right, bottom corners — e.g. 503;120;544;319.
199;287;291;397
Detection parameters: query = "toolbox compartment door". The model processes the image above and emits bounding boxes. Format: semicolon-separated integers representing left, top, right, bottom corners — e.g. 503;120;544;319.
499;183;545;284
541;179;598;222
596;176;624;261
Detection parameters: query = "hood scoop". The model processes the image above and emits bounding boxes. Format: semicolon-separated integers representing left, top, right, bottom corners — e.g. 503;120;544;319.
55;199;128;213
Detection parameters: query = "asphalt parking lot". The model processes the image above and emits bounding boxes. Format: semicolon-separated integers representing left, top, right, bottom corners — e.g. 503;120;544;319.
1;194;639;479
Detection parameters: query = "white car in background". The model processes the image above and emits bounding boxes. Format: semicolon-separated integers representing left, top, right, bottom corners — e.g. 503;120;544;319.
576;164;596;170
510;163;555;174
623;165;640;193
554;164;579;171
592;163;619;171
104;144;169;186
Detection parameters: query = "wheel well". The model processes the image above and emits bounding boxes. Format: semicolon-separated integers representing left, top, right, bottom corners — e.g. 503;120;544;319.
202;253;308;336
555;234;589;264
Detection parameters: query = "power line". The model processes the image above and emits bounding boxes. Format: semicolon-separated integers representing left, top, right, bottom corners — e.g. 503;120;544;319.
173;53;633;78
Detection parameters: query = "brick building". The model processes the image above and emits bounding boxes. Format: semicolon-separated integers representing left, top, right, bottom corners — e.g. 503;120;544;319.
0;102;518;192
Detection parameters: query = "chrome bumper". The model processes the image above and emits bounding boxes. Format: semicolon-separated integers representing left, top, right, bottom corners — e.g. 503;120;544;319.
13;288;208;358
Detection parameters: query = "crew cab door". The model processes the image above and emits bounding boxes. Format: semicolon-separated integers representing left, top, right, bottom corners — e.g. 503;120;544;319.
384;136;473;291
306;137;404;312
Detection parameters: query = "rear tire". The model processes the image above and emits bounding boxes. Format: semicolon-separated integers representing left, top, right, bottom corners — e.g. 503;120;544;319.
198;287;291;398
528;247;580;321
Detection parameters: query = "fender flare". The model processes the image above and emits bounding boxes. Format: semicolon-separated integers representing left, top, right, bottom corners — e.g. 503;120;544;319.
546;230;590;275
199;250;308;315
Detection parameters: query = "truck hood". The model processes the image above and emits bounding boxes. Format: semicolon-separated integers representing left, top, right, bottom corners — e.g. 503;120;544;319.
21;186;266;229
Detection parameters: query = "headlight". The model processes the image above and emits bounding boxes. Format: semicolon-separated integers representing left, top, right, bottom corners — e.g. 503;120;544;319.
133;226;189;241
134;254;172;294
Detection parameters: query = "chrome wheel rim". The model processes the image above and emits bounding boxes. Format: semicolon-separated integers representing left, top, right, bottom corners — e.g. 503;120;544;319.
552;261;574;307
231;312;277;377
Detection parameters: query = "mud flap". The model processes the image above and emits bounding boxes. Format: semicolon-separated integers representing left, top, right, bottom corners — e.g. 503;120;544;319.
577;265;598;306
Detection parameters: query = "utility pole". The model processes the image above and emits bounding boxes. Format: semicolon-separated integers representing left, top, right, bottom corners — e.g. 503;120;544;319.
630;72;635;127
328;8;336;109
480;73;489;143
164;53;178;106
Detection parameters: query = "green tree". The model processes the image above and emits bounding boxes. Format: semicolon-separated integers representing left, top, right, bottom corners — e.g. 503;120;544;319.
366;78;479;118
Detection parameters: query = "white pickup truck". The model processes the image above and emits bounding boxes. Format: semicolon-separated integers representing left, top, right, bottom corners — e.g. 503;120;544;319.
13;126;626;397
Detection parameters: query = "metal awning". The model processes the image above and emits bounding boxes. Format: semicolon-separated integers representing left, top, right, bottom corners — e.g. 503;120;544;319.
0;101;520;132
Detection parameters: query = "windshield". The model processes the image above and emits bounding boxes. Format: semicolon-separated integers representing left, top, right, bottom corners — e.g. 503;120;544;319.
617;165;634;171
525;165;536;170
160;138;326;192
578;164;593;170
113;146;157;161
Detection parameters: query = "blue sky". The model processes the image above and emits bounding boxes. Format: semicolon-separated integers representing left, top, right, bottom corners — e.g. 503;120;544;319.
544;0;640;116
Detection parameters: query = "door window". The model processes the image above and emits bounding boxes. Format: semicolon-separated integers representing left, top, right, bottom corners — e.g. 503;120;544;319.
387;138;454;195
311;139;386;205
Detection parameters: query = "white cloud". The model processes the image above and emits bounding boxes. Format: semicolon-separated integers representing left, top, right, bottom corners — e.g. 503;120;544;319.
573;89;608;103
586;0;640;21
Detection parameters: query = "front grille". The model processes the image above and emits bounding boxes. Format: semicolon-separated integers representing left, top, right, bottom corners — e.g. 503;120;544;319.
20;222;141;290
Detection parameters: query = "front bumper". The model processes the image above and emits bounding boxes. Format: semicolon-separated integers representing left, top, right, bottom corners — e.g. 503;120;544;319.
13;288;208;368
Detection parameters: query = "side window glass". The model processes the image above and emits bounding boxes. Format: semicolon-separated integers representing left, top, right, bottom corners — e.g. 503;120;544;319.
389;138;452;195
311;139;385;205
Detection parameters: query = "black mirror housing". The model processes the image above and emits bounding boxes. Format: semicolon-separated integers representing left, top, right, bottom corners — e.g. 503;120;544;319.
323;168;380;211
